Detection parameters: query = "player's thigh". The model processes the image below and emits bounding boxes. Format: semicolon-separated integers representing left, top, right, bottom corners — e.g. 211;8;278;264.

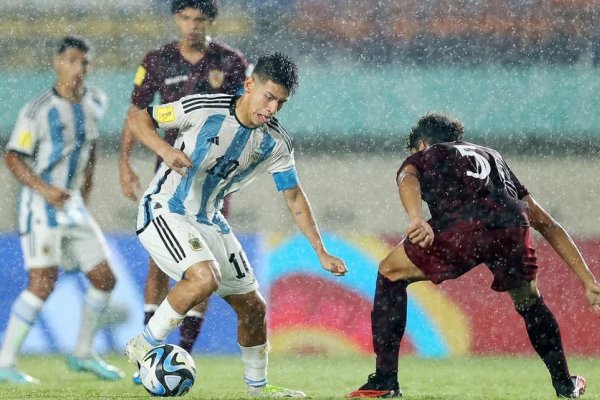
380;239;426;282
20;226;62;269
207;230;259;297
62;216;111;273
138;214;216;282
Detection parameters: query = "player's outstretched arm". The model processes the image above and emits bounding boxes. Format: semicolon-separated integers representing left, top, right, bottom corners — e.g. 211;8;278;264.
282;185;347;276
525;194;600;315
126;108;192;176
119;104;142;202
5;150;70;208
397;164;434;248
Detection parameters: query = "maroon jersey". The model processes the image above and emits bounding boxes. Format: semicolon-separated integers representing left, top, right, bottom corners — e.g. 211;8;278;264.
398;141;530;232
131;38;249;146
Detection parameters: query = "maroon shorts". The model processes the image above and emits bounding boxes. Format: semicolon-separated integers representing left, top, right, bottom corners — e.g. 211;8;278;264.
404;226;538;292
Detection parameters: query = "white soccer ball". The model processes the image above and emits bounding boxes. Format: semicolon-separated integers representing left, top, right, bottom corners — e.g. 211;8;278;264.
139;344;196;397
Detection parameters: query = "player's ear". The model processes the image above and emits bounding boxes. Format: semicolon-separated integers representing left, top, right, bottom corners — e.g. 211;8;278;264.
243;76;254;93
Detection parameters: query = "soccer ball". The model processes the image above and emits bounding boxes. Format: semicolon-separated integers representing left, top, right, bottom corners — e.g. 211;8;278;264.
139;344;196;397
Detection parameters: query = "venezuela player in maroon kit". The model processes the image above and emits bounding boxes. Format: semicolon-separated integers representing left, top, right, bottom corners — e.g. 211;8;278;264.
118;0;250;375
347;113;600;398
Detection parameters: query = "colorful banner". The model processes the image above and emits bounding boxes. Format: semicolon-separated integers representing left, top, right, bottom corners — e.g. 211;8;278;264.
0;232;598;356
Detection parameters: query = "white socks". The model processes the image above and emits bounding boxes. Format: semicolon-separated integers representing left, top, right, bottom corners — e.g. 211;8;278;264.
145;298;185;343
240;342;268;387
186;309;204;318
74;287;111;359
0;291;44;367
144;304;159;313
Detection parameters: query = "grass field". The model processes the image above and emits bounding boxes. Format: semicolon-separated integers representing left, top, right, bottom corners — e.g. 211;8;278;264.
2;354;599;399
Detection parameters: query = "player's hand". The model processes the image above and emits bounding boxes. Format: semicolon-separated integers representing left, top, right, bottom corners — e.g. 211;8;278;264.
42;186;71;209
583;280;600;317
119;161;141;202
161;147;192;176
319;252;347;276
407;217;434;248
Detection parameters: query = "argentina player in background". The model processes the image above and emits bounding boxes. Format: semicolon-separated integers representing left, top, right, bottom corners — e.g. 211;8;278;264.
124;52;347;397
0;37;124;384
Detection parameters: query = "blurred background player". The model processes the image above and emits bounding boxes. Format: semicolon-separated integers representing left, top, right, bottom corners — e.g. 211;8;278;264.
125;52;347;397
347;113;600;398
118;0;251;379
0;36;124;384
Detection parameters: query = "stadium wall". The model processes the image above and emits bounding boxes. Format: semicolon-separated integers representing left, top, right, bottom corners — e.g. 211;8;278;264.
0;153;599;236
2;66;600;140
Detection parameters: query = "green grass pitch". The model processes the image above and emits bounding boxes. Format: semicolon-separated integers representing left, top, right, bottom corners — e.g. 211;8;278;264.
1;354;599;399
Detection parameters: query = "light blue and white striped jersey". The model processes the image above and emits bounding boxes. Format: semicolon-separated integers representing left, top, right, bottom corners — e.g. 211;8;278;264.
7;87;108;233
137;93;299;233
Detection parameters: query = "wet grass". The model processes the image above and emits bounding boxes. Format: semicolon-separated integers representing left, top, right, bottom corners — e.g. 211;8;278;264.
1;354;599;399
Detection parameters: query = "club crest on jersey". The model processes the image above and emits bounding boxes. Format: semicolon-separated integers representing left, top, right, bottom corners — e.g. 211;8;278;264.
42;244;52;256
208;70;225;89
249;149;262;164
188;236;203;251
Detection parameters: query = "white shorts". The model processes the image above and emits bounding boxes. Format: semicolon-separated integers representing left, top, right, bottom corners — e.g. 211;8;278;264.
20;214;108;272
137;213;258;297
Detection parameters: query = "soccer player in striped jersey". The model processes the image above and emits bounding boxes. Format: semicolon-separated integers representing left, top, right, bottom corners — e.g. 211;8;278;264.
124;52;347;397
346;113;600;398
118;1;250;371
0;37;124;384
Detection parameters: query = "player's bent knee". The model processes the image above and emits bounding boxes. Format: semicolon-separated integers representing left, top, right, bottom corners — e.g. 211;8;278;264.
379;259;411;281
509;281;542;312
87;261;117;291
246;295;267;319
378;258;397;277
28;268;59;300
229;292;267;322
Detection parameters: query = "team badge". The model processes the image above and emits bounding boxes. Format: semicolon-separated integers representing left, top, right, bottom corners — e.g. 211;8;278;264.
134;66;147;86
16;131;33;151
188;236;203;251
42;244;52;256
208;70;225;89
155;105;175;123
249;149;262;164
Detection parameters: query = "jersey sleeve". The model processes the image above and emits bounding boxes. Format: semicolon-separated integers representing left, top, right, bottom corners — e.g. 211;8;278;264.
131;52;160;109
88;87;108;120
506;164;529;199
149;99;191;131
268;144;299;191
397;152;423;184
7;105;39;157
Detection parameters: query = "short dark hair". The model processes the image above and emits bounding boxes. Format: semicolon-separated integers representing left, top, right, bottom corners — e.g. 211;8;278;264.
406;113;464;150
171;0;218;19
57;36;91;55
252;52;299;95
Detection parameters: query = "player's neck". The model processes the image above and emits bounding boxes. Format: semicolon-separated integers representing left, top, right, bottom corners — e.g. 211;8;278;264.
54;83;84;103
233;96;257;129
179;39;207;64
